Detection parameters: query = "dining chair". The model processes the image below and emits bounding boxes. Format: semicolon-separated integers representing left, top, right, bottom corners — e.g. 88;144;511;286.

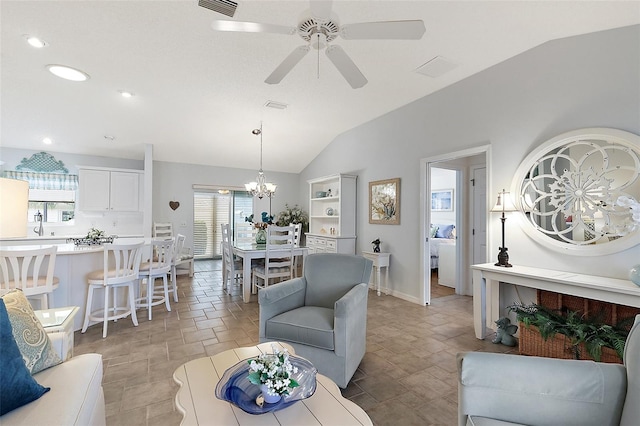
0;246;59;309
81;241;144;338
221;224;243;294
290;223;302;278
252;225;295;293
172;233;194;279
153;222;173;239
136;238;174;320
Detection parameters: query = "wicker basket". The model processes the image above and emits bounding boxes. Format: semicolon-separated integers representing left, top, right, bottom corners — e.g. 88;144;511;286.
518;324;622;364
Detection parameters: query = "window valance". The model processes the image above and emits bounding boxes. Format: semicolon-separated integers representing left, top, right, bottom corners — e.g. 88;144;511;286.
2;171;78;191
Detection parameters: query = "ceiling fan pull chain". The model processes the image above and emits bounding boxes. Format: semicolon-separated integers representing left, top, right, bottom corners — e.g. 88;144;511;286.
317;34;320;79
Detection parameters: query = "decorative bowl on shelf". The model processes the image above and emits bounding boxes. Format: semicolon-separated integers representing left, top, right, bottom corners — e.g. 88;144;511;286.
215;355;317;415
314;191;327;198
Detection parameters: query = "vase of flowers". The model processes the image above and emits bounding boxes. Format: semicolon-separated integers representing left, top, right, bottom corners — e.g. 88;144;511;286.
245;212;273;244
247;344;299;404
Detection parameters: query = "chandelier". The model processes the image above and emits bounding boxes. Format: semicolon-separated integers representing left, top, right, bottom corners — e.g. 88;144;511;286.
245;122;276;199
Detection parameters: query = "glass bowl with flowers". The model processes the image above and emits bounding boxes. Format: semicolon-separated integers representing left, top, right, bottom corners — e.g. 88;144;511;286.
215;344;317;414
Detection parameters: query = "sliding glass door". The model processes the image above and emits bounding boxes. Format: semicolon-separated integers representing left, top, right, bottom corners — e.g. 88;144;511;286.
193;190;253;259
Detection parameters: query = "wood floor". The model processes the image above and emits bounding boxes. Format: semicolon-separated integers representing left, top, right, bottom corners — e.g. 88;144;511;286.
74;259;514;426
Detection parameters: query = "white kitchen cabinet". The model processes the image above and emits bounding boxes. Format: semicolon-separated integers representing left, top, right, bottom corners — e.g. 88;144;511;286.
306;174;357;254
78;168;142;212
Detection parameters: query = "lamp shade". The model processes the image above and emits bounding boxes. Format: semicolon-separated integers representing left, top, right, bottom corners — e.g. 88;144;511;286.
491;190;517;213
0;178;29;238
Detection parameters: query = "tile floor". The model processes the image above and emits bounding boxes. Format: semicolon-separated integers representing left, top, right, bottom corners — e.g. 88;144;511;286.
74;260;515;426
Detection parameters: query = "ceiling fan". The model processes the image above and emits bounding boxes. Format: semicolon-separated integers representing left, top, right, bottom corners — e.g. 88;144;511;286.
209;0;426;89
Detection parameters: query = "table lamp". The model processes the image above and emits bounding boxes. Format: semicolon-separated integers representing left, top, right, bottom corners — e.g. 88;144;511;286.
0;177;29;238
491;189;517;267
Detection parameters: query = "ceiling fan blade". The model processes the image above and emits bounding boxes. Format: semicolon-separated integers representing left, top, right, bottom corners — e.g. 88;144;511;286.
325;45;367;89
310;0;333;21
265;46;310;84
341;20;426;40
211;20;295;35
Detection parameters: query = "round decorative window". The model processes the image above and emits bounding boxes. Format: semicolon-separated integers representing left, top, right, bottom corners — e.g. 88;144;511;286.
512;128;640;255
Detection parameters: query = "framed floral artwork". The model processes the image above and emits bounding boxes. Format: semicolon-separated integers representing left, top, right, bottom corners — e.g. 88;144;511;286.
369;178;400;225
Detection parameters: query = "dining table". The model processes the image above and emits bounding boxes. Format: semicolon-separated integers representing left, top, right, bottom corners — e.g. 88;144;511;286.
232;241;308;303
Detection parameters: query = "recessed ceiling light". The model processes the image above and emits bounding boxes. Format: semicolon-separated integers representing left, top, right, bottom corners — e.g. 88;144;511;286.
119;90;135;98
25;36;47;48
46;64;90;82
42;137;53;145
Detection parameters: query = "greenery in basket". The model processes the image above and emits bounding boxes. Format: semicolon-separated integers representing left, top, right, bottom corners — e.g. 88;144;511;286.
508;303;631;361
275;204;308;231
247;344;299;396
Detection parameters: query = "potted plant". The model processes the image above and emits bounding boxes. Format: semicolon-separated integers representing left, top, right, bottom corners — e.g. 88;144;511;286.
508;303;630;362
275;204;308;231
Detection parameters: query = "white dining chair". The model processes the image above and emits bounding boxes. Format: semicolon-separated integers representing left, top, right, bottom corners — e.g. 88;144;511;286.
252;225;295;293
0;245;59;309
221;224;243;294
136;238;174;320
81;241;144;338
290;223;302;278
153;222;173;239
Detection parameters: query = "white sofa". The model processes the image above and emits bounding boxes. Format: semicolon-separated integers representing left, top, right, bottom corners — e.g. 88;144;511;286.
0;333;106;426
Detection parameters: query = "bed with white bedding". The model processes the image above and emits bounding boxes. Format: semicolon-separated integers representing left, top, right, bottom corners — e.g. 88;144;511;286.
430;223;456;269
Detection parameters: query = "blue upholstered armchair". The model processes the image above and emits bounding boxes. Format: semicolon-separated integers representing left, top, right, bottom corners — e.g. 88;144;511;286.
457;314;640;426
258;253;373;388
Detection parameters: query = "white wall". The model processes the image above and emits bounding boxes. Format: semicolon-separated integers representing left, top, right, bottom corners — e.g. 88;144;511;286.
430;168;456;225
299;25;640;308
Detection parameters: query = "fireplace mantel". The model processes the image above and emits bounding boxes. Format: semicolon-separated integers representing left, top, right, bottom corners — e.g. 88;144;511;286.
471;263;640;339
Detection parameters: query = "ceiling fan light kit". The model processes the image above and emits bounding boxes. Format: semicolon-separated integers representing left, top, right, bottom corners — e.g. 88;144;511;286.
209;0;425;89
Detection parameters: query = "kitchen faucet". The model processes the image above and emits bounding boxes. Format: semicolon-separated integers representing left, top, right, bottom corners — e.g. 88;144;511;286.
34;211;44;236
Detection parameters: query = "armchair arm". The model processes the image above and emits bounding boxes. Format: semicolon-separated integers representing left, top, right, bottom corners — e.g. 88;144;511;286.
457;352;627;426
334;283;368;358
258;278;306;340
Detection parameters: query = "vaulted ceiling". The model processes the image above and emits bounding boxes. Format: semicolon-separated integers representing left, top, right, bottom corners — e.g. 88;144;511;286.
2;1;639;173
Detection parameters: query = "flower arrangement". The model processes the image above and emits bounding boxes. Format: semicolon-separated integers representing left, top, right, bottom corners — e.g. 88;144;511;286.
245;212;274;230
247;345;299;397
275;204;309;231
86;227;106;240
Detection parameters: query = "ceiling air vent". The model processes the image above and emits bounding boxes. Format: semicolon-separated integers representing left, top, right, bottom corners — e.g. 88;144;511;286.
198;0;238;18
415;56;458;78
264;100;288;110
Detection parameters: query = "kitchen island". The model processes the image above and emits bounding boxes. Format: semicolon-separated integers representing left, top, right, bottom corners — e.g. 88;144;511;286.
1;240;146;331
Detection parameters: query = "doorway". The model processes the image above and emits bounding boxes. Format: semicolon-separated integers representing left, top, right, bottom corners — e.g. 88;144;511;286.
420;146;490;305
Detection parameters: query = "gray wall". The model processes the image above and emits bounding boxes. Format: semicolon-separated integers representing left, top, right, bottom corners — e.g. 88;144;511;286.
152;161;300;250
299;25;640;305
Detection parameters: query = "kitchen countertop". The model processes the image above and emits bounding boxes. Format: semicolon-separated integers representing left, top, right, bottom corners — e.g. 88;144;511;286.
0;234;143;242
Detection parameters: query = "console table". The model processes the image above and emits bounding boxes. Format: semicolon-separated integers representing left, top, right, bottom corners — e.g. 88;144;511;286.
362;251;390;296
472;263;640;339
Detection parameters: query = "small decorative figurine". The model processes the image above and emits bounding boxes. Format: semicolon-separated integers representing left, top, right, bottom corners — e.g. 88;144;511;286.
371;238;381;253
492;317;518;347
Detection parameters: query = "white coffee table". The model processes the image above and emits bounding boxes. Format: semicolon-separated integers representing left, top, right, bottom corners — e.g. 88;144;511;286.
173;342;372;425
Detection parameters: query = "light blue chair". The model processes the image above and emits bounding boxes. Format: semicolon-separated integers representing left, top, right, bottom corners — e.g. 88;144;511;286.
258;253;373;388
457;314;640;426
